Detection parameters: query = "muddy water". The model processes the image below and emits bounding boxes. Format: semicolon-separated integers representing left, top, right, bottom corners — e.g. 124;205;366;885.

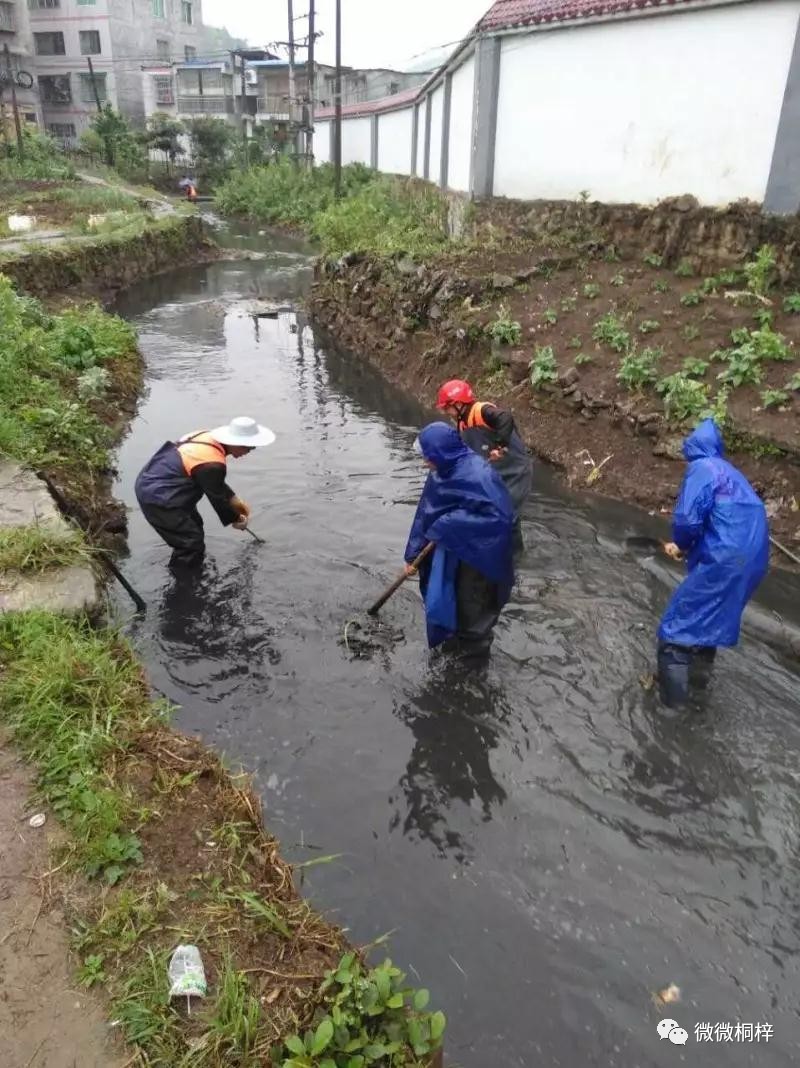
112;222;800;1068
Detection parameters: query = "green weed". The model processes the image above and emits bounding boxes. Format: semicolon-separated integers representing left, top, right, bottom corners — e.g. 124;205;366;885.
680;290;705;307
568;335;582;350
574;353;593;366
787;372;800;391
656;374;712;424
542;307;559;325
529;346;558;389
682;357;709;378
702;268;741;294
610;273;625;287
760;388;789;410
643;253;663;268
277;954;445;1068
583;283;601;300
651;280;670;294
675;259;694;278
783;293;800;314
0;276;136;471
0;523;89;573
617;346;661;391
206;961;262;1067
0;613;158;884
593;311;631;353
638;319;661;335
744;244;776;297
487;304;522;346
682;324;701;342
560;296;577;313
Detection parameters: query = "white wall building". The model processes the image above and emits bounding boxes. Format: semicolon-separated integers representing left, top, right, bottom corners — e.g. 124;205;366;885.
315;0;800;214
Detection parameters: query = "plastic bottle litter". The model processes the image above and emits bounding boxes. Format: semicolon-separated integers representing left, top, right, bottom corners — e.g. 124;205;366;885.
168;945;207;1014
28;813;46;828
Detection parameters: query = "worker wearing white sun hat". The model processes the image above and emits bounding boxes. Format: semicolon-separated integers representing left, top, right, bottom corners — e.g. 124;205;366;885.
135;416;276;568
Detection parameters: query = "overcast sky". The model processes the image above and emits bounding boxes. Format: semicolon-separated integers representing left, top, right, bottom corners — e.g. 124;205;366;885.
201;0;492;71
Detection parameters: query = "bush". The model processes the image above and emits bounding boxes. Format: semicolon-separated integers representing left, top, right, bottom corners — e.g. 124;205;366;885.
0;128;75;181
656;373;710;423
312;178;448;258
215;159;373;228
593;311;631;353
0;275;136;470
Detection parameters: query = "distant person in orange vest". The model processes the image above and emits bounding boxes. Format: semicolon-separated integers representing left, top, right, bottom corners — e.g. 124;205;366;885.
135;417;275;568
179;176;198;202
436;379;532;548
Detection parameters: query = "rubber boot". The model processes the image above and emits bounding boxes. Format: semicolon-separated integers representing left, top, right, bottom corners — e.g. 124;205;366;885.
657;642;692;709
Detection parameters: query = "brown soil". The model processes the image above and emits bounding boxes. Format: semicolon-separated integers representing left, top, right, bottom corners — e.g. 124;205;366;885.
0;735;127;1068
309;246;800;560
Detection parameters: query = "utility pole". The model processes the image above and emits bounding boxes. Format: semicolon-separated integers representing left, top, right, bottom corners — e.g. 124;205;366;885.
287;0;296;158
306;1;315;165
234;50;249;168
3;44;24;161
334;0;341;196
86;56;103;112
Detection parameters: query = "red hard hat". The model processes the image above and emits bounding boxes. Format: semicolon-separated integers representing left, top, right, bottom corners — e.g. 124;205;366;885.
436;379;475;408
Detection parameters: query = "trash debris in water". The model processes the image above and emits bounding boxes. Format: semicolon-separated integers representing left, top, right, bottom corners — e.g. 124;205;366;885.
639;673;656;692
28;813;46;828
652;983;681;1008
168;944;207;1014
339;618;405;658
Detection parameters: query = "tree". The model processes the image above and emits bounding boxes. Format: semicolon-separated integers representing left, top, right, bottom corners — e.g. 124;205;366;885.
145;113;184;170
186;117;235;185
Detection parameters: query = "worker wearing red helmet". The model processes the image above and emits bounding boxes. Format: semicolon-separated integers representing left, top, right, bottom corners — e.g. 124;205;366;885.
436;379;532;545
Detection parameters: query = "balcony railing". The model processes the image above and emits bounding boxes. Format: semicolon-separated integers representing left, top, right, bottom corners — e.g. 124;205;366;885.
256;96;291;117
177;95;233;115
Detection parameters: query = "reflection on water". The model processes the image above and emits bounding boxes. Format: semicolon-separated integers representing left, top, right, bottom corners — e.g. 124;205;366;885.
111;224;800;1068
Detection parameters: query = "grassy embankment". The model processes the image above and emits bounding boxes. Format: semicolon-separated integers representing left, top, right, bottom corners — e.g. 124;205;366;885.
0;278;446;1065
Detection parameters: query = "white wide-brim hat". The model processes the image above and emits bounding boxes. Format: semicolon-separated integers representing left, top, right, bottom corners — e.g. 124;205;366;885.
210;416;276;448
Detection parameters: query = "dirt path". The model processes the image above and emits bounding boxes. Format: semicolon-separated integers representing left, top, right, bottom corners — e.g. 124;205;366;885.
0;738;126;1068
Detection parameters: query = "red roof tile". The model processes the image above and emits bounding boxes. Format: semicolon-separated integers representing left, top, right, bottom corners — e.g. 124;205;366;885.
479;0;704;31
316;85;420;121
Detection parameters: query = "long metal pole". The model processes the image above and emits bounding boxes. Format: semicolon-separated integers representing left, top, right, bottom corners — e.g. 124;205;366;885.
334;0;341;196
3;44;23;160
306;1;315;165
87;56;103;112
237;51;249;168
287;0;296;157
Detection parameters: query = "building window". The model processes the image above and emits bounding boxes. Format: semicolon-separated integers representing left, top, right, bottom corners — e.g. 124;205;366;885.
152;0;164;18
0;3;15;31
154;74;173;105
27;0;60;8
79;30;101;55
184;45;196;60
38;74;71;103
47;122;76;139
156;38;170;61
79;71;107;103
34;31;65;56
181;0;192;24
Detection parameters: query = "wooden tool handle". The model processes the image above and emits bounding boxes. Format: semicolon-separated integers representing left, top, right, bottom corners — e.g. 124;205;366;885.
367;542;435;617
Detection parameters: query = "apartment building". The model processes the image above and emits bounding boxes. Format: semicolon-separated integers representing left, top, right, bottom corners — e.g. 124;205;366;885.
30;0;203;143
0;0;40;130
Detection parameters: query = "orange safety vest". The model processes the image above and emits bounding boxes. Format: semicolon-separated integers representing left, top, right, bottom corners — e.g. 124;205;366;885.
459;401;491;432
176;432;227;476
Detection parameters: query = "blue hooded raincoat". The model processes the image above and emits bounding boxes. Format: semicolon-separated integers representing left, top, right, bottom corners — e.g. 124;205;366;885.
658;419;769;649
405;422;515;648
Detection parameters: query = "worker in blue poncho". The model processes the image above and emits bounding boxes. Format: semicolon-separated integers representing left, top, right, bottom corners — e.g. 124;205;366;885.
657;419;769;707
404;422;514;659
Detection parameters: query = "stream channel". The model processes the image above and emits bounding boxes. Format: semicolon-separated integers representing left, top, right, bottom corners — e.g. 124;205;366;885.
111;220;800;1067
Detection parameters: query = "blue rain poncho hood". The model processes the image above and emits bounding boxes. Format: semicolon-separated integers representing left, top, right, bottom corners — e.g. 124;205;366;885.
659;420;769;649
406;423;514;647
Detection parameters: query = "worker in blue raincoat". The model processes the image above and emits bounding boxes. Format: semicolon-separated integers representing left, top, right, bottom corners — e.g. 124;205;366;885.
404;422;514;659
657;419;769;707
